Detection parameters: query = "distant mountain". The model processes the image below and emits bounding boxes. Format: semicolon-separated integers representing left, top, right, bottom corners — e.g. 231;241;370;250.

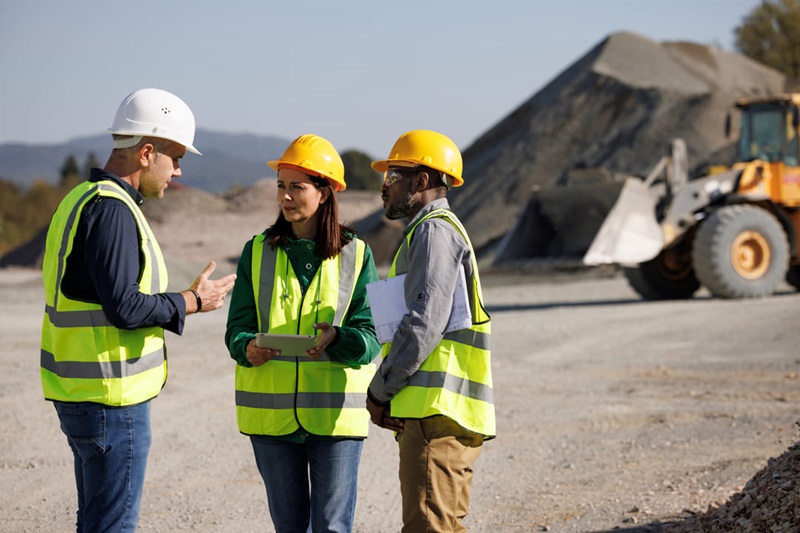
0;130;291;193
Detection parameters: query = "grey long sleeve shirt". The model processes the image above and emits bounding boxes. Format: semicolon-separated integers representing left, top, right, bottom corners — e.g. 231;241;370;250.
368;198;474;403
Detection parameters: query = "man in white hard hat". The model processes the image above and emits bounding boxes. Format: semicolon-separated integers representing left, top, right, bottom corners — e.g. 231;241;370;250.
40;88;236;532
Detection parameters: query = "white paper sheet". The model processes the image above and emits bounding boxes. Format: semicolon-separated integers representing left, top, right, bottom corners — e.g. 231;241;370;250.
366;266;472;344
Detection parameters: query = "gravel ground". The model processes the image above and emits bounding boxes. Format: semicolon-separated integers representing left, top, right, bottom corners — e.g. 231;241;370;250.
2;265;799;532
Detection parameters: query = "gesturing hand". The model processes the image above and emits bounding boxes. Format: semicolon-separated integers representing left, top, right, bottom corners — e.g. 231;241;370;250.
189;260;237;313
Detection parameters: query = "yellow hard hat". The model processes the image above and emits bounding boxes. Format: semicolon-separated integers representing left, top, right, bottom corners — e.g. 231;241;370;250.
371;130;463;187
268;134;346;191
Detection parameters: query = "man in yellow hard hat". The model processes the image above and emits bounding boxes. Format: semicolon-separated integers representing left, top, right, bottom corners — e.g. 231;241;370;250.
366;130;495;532
40;88;236;532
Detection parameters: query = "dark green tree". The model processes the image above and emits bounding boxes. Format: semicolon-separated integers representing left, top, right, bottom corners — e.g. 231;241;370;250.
58;154;82;190
735;0;800;78
59;155;80;183
0;176;62;256
83;152;101;178
341;150;382;191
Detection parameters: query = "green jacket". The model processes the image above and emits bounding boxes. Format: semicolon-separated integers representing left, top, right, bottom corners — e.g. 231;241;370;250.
226;232;380;368
226;231;380;441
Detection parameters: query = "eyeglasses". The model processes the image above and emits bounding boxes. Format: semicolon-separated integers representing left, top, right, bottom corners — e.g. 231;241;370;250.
383;166;421;187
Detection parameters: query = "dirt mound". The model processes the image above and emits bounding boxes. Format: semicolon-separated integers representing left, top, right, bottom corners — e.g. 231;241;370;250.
447;31;786;260
0;226;47;269
222;179;278;212
664;441;800;532
140;185;229;224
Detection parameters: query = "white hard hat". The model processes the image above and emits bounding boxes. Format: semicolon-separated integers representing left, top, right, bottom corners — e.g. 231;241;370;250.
108;88;201;155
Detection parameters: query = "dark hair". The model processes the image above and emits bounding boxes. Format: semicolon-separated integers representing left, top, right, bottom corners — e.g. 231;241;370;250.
267;174;355;259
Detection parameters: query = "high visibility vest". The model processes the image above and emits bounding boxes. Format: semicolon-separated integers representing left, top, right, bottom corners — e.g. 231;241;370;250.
40;180;169;406
384;208;495;437
235;236;375;437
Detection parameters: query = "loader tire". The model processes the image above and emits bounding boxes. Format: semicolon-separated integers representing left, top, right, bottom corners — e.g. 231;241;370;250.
623;246;700;300
786;265;800;291
692;204;789;298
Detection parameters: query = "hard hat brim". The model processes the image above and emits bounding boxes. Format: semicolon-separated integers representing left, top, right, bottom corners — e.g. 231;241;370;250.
371;160;390;173
371;159;420;173
371;158;464;187
107;128;202;155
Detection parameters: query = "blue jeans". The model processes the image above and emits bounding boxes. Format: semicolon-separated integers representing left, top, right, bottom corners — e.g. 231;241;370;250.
250;436;364;533
54;401;152;533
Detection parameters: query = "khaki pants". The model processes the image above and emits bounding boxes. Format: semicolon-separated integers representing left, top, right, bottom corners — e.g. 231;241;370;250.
397;416;484;532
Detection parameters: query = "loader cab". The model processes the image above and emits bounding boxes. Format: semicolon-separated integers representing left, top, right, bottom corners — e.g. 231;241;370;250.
734;99;800;166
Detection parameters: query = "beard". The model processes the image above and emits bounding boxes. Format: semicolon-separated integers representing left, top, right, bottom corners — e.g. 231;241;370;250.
384;191;416;220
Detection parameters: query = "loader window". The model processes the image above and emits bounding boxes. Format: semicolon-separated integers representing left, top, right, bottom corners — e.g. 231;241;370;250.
737;104;796;164
786;108;799;166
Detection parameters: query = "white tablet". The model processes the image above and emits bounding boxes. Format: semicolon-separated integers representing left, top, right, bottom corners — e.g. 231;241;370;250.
255;333;317;357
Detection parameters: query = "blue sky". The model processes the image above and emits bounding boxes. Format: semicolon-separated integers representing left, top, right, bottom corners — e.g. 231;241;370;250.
1;1;760;158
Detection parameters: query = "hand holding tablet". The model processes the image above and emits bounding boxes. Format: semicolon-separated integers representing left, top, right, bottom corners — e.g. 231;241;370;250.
255;333;317;357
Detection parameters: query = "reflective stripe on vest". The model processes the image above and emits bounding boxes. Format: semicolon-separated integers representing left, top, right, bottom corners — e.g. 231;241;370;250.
235;237;375;437
385;208;496;437
40;180;168;406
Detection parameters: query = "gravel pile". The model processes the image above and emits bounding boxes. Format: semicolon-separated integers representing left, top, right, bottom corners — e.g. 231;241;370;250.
665;441;800;532
449;31;786;257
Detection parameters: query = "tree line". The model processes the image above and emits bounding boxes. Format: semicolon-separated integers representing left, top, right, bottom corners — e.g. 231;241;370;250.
735;0;800;81
0;154;98;256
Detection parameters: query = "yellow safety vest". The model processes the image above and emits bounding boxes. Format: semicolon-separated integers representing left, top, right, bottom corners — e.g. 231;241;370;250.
40;180;169;406
235;236;375;437
385;208;495;437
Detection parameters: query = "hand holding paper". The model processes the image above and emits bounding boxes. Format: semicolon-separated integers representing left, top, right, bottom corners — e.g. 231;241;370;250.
366;266;472;344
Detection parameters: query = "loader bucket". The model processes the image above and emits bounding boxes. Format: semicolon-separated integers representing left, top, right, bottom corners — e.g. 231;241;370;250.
494;181;624;262
583;177;664;265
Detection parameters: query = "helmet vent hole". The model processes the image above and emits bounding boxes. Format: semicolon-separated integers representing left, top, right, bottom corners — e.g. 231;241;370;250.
161;107;171;114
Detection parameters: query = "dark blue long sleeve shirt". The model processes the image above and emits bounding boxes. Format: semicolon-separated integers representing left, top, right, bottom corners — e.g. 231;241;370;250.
60;168;186;334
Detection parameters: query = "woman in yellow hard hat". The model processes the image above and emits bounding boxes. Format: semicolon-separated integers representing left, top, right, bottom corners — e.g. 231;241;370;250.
225;134;380;532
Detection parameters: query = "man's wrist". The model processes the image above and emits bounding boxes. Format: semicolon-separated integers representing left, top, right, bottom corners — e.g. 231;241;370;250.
189;289;202;313
367;388;388;407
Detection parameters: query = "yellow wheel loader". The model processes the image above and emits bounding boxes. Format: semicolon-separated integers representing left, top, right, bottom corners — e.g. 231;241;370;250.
584;94;800;299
